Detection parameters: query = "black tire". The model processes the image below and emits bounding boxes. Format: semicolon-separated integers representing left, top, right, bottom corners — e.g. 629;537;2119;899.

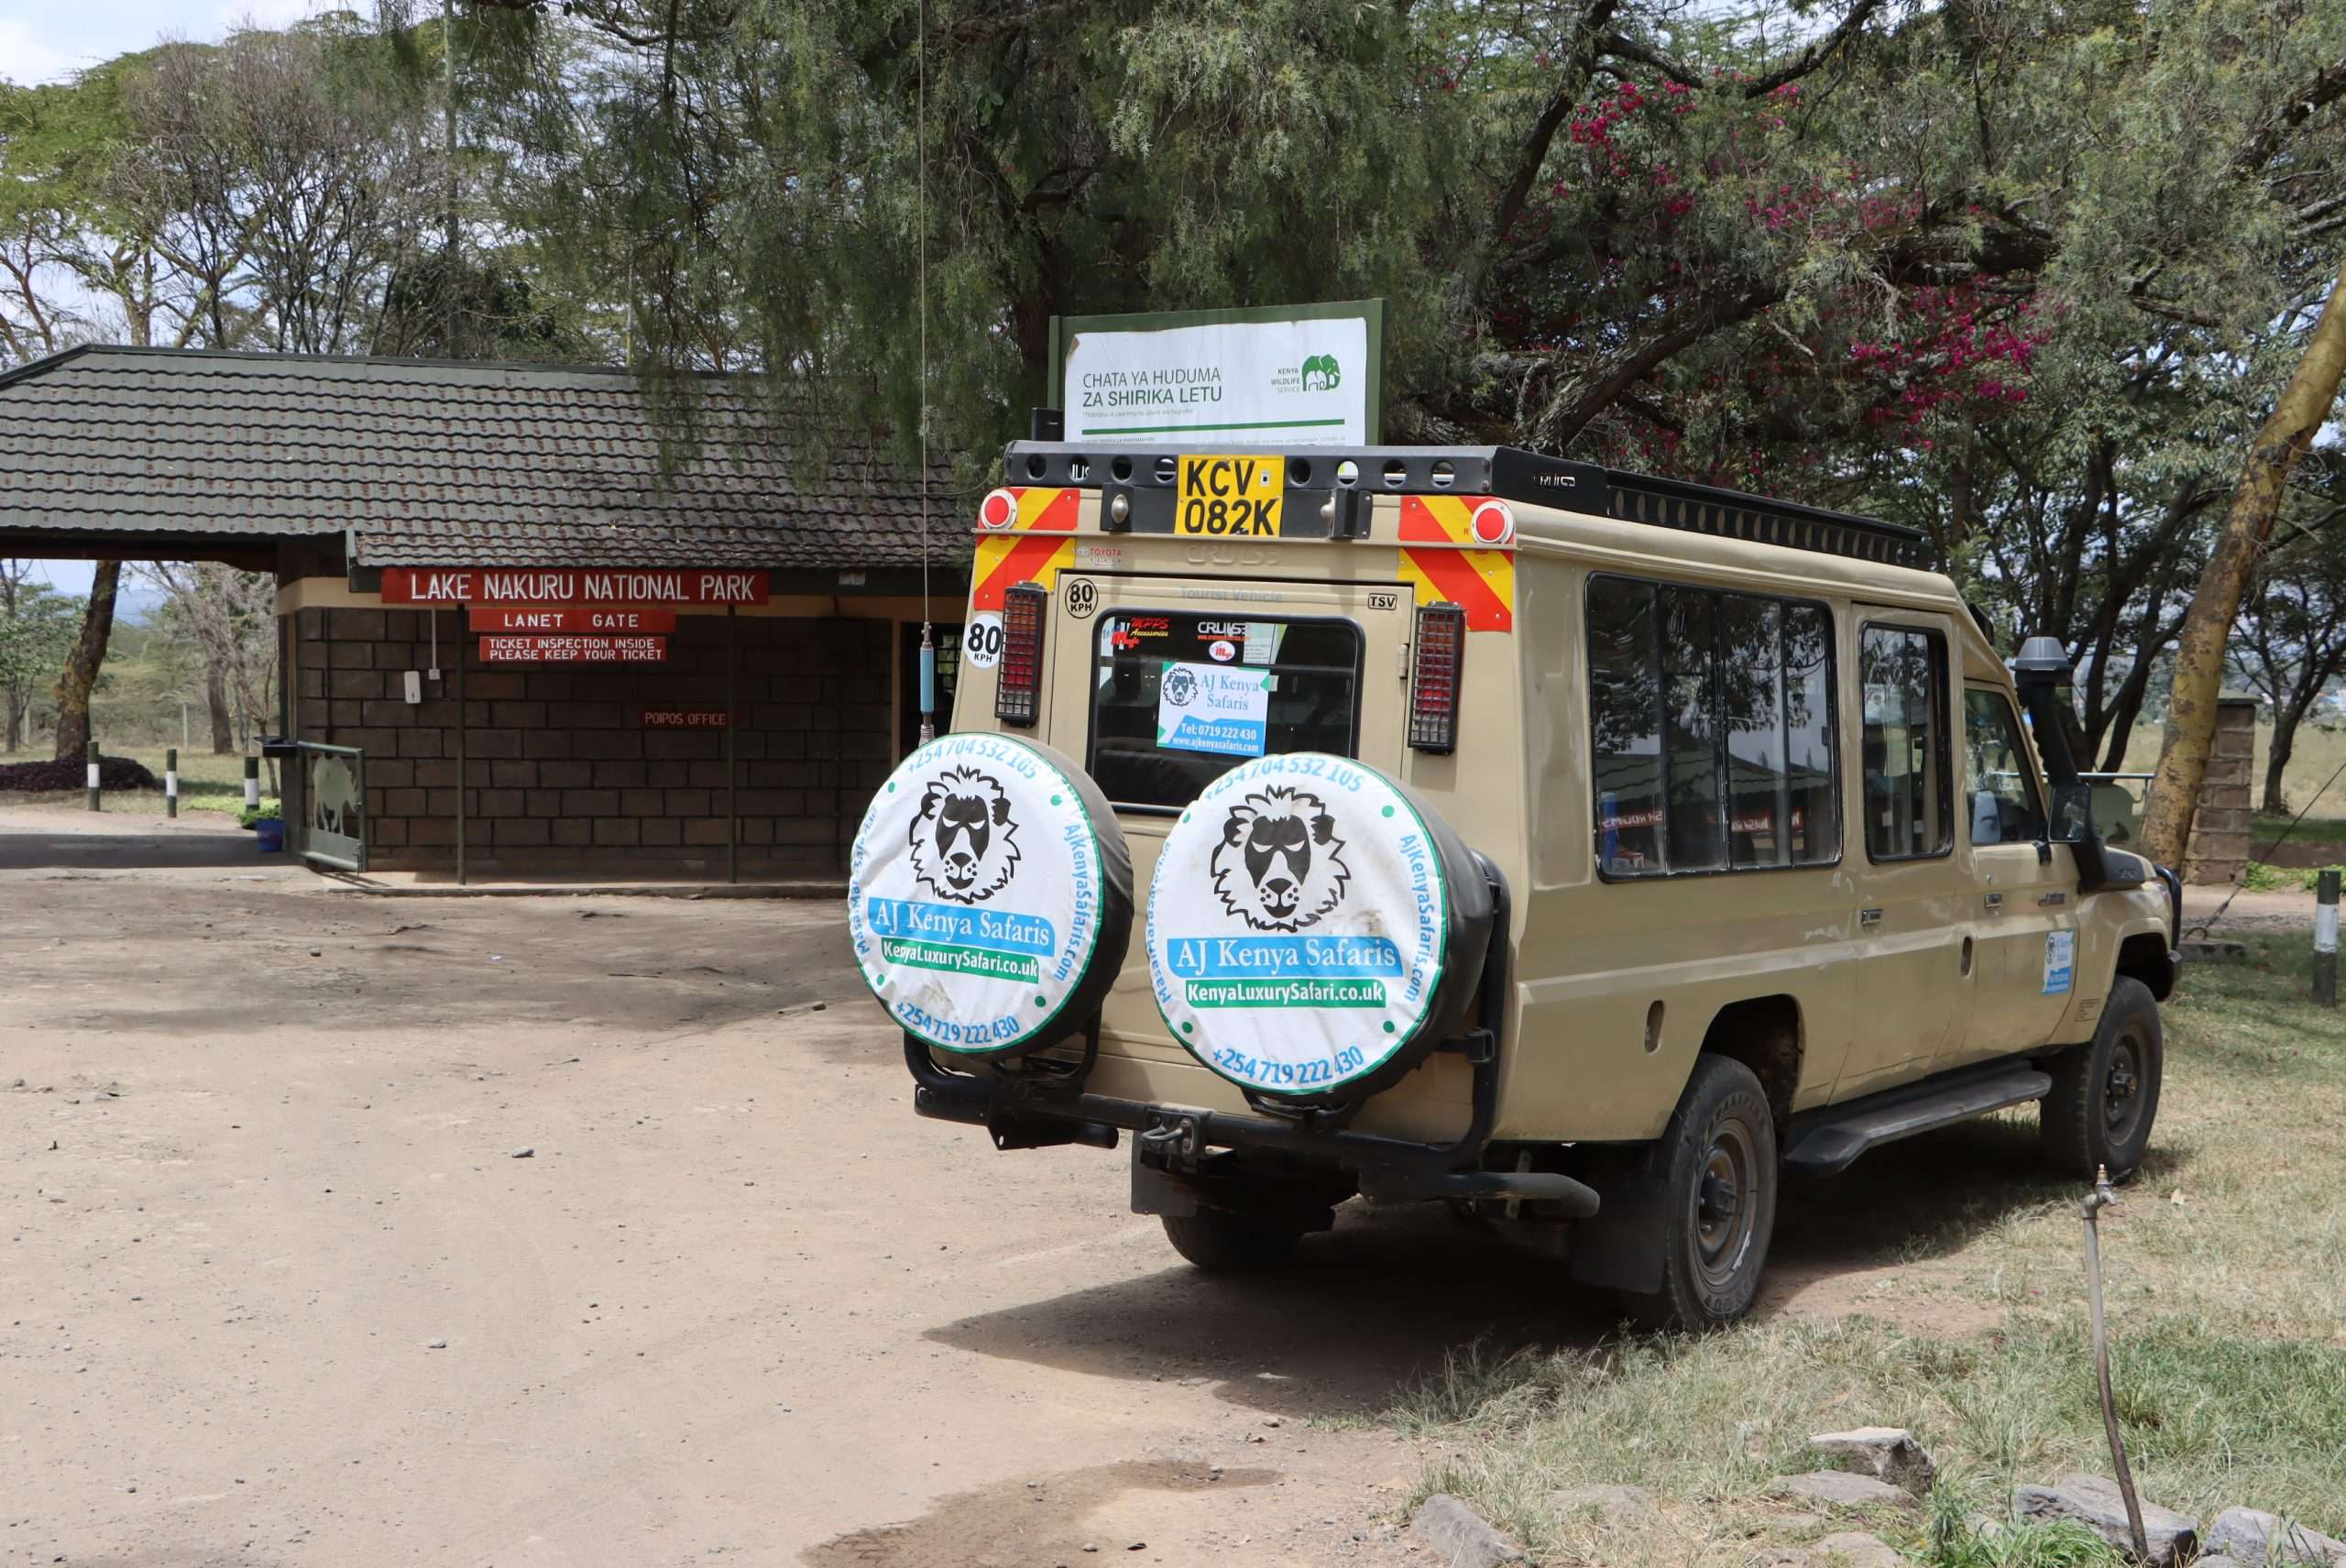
2041;976;2163;1180
1623;1055;1779;1331
1160;1208;1305;1272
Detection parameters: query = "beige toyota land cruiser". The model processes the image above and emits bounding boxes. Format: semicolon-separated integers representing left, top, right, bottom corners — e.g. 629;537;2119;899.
848;441;2180;1328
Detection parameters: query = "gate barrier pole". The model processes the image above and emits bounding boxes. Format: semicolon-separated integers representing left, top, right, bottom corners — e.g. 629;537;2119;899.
86;740;100;810
243;754;261;814
166;747;179;818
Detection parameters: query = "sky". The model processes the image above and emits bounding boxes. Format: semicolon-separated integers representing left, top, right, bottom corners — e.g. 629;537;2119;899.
0;0;319;88
5;2;319;597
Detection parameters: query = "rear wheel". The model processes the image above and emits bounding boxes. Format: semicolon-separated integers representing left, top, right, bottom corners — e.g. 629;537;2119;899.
2041;976;2162;1179
1623;1055;1779;1331
1161;1208;1305;1272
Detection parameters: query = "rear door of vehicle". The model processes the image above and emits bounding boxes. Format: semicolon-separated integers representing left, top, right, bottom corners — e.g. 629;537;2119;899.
1836;609;1973;1097
1040;570;1416;1050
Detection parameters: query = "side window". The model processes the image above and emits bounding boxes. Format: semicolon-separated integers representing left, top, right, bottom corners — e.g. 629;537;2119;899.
1859;624;1953;861
1588;575;1839;877
1963;686;2047;844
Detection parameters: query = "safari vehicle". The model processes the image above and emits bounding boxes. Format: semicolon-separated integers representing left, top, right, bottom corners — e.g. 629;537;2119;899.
848;439;2182;1328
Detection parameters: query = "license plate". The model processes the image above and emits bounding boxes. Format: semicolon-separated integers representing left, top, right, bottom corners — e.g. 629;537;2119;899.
1175;455;1283;537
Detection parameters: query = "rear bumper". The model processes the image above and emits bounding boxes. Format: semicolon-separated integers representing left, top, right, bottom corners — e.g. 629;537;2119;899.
906;1039;1598;1213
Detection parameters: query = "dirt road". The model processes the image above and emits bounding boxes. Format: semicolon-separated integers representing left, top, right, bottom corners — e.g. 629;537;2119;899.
3;828;1595;1568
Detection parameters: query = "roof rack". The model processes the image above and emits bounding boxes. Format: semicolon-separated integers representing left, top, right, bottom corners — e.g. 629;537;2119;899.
1000;440;1933;571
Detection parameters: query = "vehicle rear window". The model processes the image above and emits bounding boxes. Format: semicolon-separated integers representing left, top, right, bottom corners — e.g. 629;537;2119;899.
1087;610;1363;810
1586;575;1839;877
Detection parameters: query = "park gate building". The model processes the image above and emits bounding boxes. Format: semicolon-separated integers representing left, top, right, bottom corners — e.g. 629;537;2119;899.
0;345;970;880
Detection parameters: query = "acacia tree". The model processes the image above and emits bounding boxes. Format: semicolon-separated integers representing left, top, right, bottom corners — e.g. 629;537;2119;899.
137;563;280;753
0;566;82;751
2236;495;2346;815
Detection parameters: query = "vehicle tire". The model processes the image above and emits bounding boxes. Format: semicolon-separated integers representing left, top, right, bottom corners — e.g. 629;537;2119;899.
1622;1055;1779;1332
1161;1208;1305;1272
2040;977;2162;1180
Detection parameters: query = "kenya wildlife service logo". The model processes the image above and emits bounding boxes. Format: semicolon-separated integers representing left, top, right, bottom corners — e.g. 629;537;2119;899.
1300;354;1343;391
1210;786;1350;932
909;767;1020;904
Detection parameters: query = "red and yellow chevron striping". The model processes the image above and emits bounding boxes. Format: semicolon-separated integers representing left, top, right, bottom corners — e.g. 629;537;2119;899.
970;488;1080;610
1397;495;1516;632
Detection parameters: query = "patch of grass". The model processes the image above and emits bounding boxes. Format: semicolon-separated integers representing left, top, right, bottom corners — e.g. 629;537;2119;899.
0;746;258;817
2250;812;2346;850
2242;860;2346;893
1390;932;2346;1565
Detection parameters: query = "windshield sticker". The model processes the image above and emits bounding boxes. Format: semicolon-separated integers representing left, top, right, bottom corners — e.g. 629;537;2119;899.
1156;661;1270;757
2043;930;2076;995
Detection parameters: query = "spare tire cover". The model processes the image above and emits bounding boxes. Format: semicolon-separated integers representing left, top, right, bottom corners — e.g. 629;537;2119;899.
1145;753;1495;1099
849;735;1133;1058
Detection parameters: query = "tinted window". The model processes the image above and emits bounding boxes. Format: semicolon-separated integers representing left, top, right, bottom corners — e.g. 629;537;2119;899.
1088;611;1361;810
1860;624;1953;861
1588;576;1839;877
1963;686;2047;844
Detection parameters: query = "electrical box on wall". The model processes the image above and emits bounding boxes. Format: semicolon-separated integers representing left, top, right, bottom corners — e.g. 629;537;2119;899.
403;670;422;704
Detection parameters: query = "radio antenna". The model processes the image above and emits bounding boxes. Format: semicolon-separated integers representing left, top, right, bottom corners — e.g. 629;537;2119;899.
915;0;937;745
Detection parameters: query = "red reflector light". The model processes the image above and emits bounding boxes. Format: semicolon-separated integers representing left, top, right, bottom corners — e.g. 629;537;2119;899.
1409;601;1465;753
1470;499;1515;546
979;488;1017;530
994;582;1047;727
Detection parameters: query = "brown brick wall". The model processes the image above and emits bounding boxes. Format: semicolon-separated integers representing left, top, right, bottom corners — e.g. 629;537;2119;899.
291;608;894;876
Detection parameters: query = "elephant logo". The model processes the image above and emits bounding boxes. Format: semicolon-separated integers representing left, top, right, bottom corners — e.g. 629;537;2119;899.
1300;354;1342;392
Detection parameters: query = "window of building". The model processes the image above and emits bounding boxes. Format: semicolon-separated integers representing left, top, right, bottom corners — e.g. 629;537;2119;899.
1859;623;1953;861
1963;685;2047;845
1587;576;1839;877
1087;610;1362;810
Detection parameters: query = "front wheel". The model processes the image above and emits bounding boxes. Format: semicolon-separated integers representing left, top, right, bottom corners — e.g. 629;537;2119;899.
1161;1208;1305;1272
1623;1055;1779;1331
2041;976;2163;1179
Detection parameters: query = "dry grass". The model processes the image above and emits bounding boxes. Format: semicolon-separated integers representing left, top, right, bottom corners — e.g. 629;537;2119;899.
1390;936;2346;1566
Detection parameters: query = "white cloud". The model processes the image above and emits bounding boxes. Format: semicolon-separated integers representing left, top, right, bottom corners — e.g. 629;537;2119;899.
0;16;88;85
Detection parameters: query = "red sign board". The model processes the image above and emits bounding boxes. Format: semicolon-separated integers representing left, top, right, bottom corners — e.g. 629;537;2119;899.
479;635;668;663
640;708;730;729
385;568;768;606
469;606;677;634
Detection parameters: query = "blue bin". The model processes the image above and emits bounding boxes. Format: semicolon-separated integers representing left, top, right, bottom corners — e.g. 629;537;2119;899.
256;818;286;852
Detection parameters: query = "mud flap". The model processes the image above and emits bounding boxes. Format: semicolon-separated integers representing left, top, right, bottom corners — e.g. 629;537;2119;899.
1562;1146;1669;1294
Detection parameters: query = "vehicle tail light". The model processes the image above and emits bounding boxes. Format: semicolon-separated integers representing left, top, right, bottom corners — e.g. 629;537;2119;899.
994;582;1047;726
1408;601;1464;752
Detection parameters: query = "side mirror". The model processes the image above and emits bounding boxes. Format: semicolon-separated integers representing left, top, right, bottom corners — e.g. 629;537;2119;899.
2046;781;2093;845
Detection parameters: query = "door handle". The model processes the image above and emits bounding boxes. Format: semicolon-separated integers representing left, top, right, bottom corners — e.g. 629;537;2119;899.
1859;907;1883;928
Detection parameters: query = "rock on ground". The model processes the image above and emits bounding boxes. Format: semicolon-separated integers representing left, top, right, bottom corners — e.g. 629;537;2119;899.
2203;1507;2346;1567
1411;1493;1526;1567
1775;1472;1912;1509
1808;1427;1937;1496
1813;1532;1905;1568
2012;1474;2198;1566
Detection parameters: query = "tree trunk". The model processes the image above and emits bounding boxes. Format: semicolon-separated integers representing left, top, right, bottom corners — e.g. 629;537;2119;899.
2140;256;2346;868
4;688;22;753
2264;704;2302;816
206;663;235;753
50;560;122;763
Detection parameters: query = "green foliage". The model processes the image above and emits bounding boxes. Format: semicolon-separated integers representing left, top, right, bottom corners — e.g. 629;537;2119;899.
238;797;283;826
2242;861;2345;894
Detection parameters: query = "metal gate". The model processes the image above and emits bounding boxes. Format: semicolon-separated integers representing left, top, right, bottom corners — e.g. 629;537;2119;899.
296;741;367;872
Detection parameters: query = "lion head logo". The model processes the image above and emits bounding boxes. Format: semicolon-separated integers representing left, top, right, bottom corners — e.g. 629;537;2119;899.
1210;785;1349;932
909;767;1020;905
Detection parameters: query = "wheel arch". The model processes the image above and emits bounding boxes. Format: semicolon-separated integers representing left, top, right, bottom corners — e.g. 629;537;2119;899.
2116;930;2176;1003
1691;993;1804;1130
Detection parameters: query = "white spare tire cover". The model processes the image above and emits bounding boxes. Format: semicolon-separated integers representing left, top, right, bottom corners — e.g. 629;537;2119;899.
849;735;1133;1058
1146;753;1495;1099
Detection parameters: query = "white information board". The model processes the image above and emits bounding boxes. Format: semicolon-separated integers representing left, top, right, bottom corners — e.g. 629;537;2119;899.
1058;303;1380;445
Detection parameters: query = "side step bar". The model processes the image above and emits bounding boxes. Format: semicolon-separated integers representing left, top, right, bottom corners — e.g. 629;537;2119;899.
1782;1065;2054;1176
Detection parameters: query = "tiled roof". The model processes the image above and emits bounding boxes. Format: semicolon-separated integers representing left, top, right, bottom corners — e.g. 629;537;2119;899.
0;346;968;571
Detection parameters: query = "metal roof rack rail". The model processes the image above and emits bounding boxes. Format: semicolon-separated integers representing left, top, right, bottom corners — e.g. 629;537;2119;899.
1000;437;1934;571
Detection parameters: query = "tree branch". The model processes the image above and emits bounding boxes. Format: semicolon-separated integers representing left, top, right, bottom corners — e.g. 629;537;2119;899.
2232;51;2346;177
1741;0;1889;100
